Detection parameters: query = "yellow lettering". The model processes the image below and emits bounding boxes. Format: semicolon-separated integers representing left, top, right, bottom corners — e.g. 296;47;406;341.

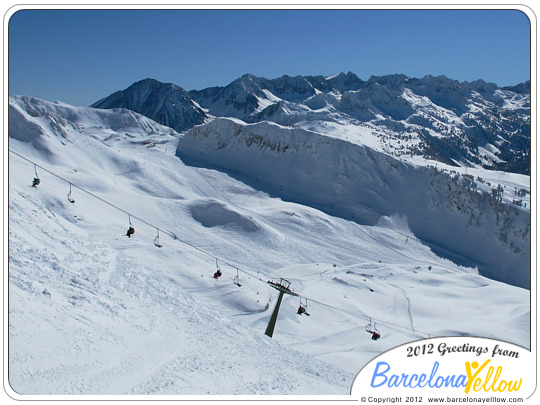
465;360;490;394
492;366;503;391
509;379;522;392
482;365;494;392
464;360;522;394
497;380;508;392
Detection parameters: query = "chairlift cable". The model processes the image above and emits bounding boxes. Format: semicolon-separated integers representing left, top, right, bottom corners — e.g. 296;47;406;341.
295;293;430;339
10;150;172;239
9;149;435;340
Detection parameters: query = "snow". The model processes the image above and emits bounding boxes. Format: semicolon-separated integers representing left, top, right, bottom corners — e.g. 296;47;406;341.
401;88;465;128
325;73;341;80
178;117;530;289
7;96;530;397
93;73;530;174
8;185;351;395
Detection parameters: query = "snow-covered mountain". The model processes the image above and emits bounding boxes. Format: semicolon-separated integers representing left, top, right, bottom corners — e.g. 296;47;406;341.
177;117;531;290
92;73;530;174
7;94;531;396
91;78;208;132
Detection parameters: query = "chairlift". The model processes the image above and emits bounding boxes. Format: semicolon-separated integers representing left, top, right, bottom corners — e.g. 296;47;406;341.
67;183;75;203
233;268;242;287
365;318;381;340
213;259;222;279
126;215;135;238
154;229;163;248
297;297;310;316
31;164;40;187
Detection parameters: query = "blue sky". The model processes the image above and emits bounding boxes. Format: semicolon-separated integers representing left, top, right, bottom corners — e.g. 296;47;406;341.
8;8;531;107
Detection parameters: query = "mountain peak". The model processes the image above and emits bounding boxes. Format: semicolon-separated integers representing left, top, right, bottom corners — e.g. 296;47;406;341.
128;77;186;93
325;71;364;92
240;73;259;80
91;78;207;132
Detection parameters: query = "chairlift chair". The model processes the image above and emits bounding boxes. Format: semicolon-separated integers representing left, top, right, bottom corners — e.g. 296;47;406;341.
213;259;222;279
365;318;381;340
126;215;135;238
297;297;310;316
154;229;163;248
233;268;242;287
67;183;75;203
31;165;40;187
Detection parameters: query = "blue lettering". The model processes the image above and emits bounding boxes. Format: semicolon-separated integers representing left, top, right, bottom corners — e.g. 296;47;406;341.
369;361;467;389
388;374;399;387
455;375;467;388
371;362;390;388
428;361;440;387
408;373;419;388
402;374;412;388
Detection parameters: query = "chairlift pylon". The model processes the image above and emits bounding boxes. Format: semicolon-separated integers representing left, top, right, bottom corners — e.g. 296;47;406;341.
267;278;297;296
265;278;297;338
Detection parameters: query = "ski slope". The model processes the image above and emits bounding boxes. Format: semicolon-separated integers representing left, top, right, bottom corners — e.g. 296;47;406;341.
7;96;530;396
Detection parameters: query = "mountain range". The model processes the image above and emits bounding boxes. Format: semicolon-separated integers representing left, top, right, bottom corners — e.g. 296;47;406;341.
91;72;531;175
87;71;532;288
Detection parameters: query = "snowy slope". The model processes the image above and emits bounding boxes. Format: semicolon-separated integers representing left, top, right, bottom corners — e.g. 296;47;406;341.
8;180;352;395
7;96;530;396
177;117;531;289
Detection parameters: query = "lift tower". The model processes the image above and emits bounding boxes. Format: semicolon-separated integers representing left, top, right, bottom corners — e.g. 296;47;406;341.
265;278;298;338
